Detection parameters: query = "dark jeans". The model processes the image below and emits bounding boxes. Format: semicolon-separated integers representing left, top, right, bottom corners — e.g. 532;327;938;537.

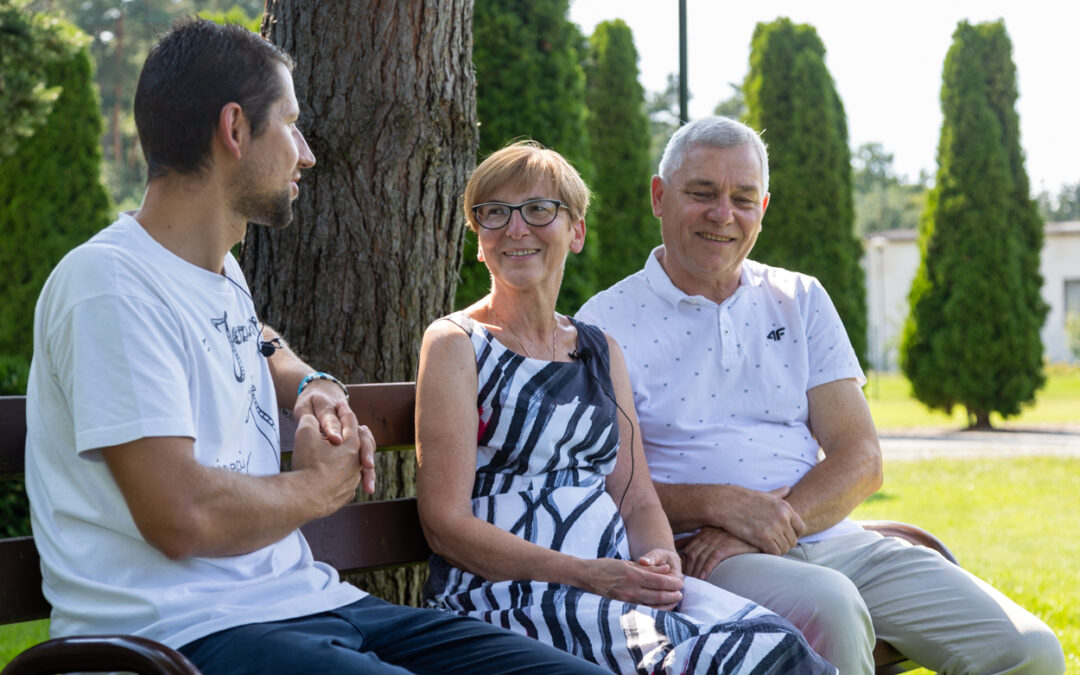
179;595;608;674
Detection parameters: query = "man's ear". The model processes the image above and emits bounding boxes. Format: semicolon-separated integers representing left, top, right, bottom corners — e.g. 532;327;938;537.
650;175;665;218
218;102;247;160
762;192;770;212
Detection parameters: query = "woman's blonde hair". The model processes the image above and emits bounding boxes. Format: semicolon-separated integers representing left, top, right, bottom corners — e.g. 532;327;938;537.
463;140;591;232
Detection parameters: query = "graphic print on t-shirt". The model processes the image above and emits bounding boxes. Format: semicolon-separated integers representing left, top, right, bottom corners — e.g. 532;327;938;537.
247;383;278;455
210;311;261;382
208;306;278;473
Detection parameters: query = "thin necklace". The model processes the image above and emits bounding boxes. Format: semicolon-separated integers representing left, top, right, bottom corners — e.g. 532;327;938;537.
491;306;558;360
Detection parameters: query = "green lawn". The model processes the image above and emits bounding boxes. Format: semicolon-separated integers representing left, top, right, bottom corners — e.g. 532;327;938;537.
0;619;47;666
866;365;1080;430
854;456;1079;673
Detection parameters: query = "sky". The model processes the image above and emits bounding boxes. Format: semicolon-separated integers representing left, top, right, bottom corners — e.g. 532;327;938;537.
569;0;1079;195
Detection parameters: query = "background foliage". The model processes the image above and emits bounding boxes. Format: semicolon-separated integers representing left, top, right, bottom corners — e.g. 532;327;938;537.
25;0;264;208
584;19;659;290
901;20;1045;428
0;0;64;159
853;142;929;236
743;17;868;365
459;0;597;312
0;4;111;539
1036;182;1080;222
0;7;111;373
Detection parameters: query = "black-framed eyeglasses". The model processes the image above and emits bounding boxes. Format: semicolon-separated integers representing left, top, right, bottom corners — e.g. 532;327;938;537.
472;199;567;230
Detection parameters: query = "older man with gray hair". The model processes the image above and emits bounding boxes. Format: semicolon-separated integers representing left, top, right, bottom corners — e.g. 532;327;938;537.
577;115;1063;674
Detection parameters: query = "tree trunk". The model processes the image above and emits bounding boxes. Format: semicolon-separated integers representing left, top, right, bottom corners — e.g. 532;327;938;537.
966;407;993;430
243;0;477;606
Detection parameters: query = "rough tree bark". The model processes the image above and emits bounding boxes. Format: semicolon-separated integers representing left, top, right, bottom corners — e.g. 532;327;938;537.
242;1;477;605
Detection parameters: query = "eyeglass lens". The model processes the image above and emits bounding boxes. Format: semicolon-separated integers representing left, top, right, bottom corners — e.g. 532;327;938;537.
475;199;561;229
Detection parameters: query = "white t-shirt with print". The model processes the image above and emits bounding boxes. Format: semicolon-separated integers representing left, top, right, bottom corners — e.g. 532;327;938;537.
578;247;866;542
25;213;363;648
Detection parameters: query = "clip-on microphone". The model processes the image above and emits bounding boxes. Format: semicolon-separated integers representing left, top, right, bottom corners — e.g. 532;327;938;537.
259;337;283;357
569;346;593;362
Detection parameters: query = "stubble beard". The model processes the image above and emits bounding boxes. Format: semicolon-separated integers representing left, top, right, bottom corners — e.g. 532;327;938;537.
231;171;295;230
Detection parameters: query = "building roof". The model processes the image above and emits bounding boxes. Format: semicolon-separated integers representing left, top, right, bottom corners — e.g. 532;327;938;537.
864;221;1080;245
1046;220;1080;236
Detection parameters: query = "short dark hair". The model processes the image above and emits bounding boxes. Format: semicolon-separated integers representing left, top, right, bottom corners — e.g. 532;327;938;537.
134;17;294;178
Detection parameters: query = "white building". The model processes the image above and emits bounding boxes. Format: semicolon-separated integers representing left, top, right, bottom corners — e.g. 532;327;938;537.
863;221;1080;370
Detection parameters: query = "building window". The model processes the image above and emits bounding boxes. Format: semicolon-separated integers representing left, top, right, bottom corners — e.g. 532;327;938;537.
1066;279;1080;323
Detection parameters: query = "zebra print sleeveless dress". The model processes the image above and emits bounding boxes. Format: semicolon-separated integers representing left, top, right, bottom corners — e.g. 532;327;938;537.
424;312;834;675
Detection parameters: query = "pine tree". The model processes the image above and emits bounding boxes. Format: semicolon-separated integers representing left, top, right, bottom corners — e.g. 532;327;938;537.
584;19;658;290
460;0;596;312
0;13;112;376
900;20;1043;428
742;18;867;364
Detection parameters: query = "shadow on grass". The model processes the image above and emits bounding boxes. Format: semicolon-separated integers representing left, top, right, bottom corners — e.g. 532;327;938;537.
864;491;897;504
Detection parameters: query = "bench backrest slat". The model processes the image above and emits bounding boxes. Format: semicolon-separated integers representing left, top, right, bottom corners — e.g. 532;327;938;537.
0;396;27;478
0;382;427;627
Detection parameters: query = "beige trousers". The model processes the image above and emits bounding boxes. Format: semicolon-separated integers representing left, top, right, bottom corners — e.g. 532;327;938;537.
705;530;1064;674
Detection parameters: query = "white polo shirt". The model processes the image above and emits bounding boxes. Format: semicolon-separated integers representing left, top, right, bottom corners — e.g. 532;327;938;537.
577;246;865;542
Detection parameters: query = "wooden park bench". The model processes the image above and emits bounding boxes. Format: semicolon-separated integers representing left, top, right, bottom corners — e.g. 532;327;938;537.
0;383;955;674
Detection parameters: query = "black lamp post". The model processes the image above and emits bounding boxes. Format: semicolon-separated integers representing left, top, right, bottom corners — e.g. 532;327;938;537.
679;0;688;124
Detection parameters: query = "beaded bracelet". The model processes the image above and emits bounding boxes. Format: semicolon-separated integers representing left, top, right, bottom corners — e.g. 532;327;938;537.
297;371;350;399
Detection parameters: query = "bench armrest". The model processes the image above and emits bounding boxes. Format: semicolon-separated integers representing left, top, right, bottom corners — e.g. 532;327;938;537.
857;519;959;565
1;635;200;675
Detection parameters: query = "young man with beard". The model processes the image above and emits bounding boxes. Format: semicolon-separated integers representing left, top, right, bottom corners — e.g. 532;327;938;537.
24;17;606;675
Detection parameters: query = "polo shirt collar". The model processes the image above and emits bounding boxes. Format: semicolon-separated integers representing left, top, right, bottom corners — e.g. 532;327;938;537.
643;245;763;307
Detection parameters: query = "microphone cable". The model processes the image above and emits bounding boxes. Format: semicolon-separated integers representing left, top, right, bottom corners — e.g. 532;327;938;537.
570;346;636;513
222;271;282;357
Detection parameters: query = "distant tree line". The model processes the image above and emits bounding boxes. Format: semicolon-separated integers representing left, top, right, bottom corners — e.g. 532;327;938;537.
1036;182;1080;222
853;143;929;235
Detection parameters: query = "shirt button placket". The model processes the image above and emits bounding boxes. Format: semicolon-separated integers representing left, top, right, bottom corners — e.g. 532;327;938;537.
719;305;737;369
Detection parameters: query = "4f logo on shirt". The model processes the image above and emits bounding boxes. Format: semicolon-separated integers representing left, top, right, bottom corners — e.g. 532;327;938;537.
767;327;786;342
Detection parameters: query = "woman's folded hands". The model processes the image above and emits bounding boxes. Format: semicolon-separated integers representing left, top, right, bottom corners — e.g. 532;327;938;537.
579;549;684;611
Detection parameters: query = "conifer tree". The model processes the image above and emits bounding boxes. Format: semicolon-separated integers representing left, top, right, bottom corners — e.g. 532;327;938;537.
979;21;1047;405
901;20;1044;428
460;0;596;312
0;0;62;160
584;19;658;290
743;18;867;363
0;9;108;536
0;14;111;376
